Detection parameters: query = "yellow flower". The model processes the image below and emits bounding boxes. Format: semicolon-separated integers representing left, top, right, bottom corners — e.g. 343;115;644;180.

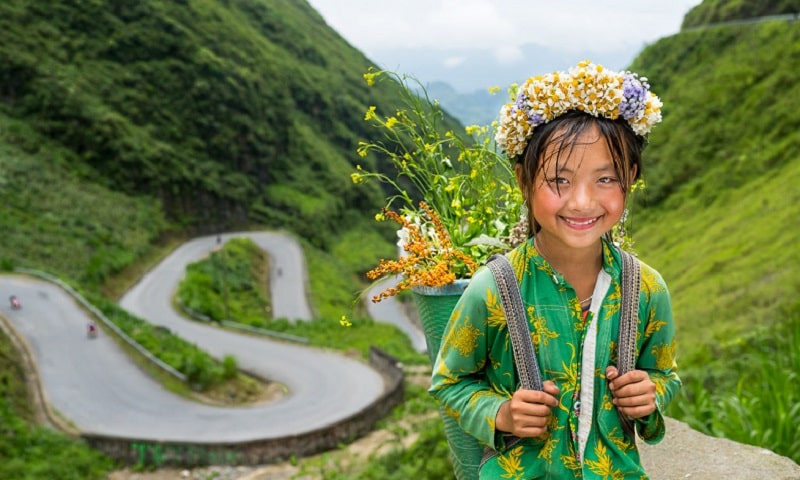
363;72;377;86
652;343;677;370
355;69;522;298
356;142;368;158
339;315;352;327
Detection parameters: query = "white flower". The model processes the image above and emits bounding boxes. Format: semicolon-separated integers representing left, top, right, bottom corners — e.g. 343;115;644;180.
495;60;663;158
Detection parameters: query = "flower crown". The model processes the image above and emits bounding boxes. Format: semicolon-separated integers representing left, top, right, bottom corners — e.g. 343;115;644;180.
495;60;663;159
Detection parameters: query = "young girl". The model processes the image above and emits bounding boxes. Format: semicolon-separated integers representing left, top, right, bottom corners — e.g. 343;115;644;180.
430;61;681;479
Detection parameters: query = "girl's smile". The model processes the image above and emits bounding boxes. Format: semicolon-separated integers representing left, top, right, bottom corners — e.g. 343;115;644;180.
561;216;601;229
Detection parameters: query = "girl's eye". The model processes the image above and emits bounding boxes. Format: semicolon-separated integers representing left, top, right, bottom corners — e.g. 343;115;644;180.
598;176;619;184
546;176;569;185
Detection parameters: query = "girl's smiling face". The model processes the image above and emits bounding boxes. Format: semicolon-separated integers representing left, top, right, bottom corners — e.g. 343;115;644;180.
528;124;631;253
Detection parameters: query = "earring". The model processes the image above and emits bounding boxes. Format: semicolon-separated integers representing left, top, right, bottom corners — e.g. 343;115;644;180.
508;201;530;248
522;202;532;237
613;207;629;248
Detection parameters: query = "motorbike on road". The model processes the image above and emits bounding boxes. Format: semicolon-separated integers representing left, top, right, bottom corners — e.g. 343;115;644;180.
9;295;21;310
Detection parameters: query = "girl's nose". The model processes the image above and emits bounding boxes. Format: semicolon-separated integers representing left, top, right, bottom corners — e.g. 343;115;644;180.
567;181;594;210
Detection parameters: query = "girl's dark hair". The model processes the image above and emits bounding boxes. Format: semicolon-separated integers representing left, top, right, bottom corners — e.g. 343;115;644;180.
516;111;646;233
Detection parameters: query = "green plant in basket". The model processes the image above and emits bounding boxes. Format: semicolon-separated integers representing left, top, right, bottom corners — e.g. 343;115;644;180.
352;69;524;301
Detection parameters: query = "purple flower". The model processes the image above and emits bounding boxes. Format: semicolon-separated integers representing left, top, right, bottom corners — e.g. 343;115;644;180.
527;112;544;126
619;73;647;120
514;91;527;110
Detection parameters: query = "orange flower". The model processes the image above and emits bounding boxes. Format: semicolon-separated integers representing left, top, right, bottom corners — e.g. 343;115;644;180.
367;202;477;302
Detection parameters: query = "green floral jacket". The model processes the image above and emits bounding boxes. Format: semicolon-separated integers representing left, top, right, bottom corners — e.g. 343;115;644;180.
429;238;681;479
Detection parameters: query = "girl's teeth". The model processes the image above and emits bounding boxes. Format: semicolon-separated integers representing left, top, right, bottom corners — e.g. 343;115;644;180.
565;217;597;226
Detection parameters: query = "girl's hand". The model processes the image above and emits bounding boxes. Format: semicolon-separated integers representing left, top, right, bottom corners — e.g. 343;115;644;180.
496;381;560;438
606;366;656;419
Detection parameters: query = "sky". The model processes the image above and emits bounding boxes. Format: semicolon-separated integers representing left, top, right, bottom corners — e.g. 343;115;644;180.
307;0;703;93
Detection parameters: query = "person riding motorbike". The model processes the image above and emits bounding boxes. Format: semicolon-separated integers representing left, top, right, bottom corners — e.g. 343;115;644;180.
9;295;20;309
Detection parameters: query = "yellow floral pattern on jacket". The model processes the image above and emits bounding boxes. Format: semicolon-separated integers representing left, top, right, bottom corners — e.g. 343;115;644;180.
430;238;681;479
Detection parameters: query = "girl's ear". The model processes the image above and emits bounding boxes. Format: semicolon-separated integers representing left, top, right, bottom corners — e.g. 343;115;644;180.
628;163;639;189
514;162;525;190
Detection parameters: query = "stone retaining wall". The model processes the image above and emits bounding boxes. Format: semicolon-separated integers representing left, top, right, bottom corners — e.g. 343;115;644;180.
85;346;405;467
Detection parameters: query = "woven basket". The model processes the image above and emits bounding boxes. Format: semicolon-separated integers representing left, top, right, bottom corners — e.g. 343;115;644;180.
412;280;482;480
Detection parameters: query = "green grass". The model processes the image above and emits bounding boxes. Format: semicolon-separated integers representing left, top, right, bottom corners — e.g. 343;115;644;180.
668;306;800;462
0;331;117;479
293;382;455;480
633;153;800;369
0;126;166;288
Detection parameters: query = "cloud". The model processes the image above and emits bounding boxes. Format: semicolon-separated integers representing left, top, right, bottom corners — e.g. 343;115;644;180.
443;56;467;68
308;0;702;92
493;45;525;65
311;0;700;54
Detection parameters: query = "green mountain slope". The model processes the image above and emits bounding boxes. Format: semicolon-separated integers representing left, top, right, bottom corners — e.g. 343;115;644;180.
0;0;453;286
0;116;164;286
628;17;800;368
683;0;800;28
0;0;415;256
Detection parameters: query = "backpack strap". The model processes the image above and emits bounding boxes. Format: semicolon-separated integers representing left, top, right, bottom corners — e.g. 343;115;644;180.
617;248;642;439
480;254;537;469
486;254;543;391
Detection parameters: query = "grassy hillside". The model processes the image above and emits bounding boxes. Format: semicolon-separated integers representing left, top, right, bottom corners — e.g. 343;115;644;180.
0;0;428;254
0;0;430;475
682;0;800;28
0;115;165;288
627;18;800;372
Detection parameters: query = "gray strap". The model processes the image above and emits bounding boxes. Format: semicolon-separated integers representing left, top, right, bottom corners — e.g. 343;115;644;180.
617;249;640;376
486;254;543;392
481;254;539;470
617;248;641;439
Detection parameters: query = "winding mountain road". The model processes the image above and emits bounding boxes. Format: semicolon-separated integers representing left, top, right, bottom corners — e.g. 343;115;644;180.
0;231;387;443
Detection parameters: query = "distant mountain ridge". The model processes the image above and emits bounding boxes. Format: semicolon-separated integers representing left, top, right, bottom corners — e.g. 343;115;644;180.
425;81;507;126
